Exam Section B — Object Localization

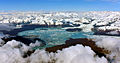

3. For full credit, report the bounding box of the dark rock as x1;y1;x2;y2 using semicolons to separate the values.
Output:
72;24;80;26
0;24;73;36
65;38;109;57
46;38;109;57
2;35;47;46
23;50;35;58
83;22;90;24
66;28;82;32
92;27;120;36
2;36;34;45
24;35;46;46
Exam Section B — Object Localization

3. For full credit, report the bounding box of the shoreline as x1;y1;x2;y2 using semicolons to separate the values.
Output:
0;24;73;36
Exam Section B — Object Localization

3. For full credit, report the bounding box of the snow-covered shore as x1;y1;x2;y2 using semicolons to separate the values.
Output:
0;36;120;63
0;11;120;63
1;11;120;35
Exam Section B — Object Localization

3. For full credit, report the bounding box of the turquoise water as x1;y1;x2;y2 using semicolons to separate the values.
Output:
18;27;93;48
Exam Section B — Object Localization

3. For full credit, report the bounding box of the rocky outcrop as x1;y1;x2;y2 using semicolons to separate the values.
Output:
66;28;82;32
0;24;73;36
93;26;120;36
1;36;46;46
46;38;109;57
1;36;34;45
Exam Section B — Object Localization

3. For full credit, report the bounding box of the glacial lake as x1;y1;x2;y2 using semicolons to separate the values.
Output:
18;27;94;48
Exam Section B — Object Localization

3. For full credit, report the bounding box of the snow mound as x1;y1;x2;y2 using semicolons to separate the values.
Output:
30;45;107;63
0;39;108;63
96;37;120;63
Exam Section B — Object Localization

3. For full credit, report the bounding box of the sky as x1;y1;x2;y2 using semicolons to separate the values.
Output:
0;0;120;11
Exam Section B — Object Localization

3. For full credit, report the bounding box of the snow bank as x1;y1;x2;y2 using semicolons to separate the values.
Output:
0;39;108;63
0;40;27;63
95;37;120;63
2;36;120;63
30;45;107;63
95;37;120;51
